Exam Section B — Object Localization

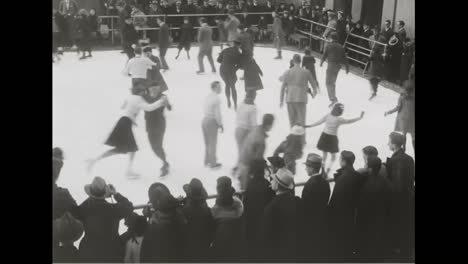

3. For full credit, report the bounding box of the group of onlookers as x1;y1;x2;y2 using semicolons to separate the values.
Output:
53;126;414;263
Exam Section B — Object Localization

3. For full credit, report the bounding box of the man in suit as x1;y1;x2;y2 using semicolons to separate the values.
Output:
396;20;407;42
382;20;394;41
157;17;170;71
385;132;415;262
280;54;318;128
272;11;285;59
197;18;217;74
58;0;79;47
320;32;349;106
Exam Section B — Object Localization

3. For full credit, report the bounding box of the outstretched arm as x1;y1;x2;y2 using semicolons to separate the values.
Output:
385;97;403;116
280;82;287;107
341;111;365;124
305;114;327;128
139;96;167;112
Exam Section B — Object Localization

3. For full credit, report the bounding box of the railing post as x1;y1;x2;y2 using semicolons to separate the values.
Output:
111;16;114;45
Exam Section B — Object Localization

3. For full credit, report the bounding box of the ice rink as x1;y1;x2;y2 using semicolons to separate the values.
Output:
53;46;413;208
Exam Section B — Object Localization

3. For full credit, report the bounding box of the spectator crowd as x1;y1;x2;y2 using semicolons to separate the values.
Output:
53;0;414;86
53;127;415;262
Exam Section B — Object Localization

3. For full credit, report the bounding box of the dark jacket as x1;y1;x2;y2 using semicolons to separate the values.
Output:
198;24;214;51
386;149;415;255
53;244;80;263
369;41;385;79
140;208;188;262
239;31;254;54
217;46;242;79
382;27;394;42
327;166;364;261
321;41;349;72
179;23;193;44
122;22;138;47
158;23;170;49
302;55;318;84
77;193;133;263
88;14;99;32
356;171;393;262
336;18;347;43
210;197;246;262
181;199;215;262
400;41;415;83
53;184;78;220
243;177;275;261
241;57;263;90
261;191;305;262
146;54;168;92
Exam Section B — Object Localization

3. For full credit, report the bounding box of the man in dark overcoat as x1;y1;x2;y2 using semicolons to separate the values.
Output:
157;17;170;70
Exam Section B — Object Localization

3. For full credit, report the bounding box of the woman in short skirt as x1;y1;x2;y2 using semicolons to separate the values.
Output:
86;84;168;177
306;103;365;175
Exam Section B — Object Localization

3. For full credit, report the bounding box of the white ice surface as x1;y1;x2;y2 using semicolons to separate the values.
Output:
53;46;413;209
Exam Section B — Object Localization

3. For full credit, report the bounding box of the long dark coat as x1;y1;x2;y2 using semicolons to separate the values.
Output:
147;54;168;91
53;184;78;220
301;173;331;261
179;22;193;45
356;172;393;262
241;56;263;91
75;15;92;51
217;47;242;82
369;41;385;79
399;41;415;83
260;191;305;262
77;193;133;263
386;41;403;81
327;166;364;262
181;200;215;262
140;209;188;263
386;149;415;257
243;177;275;261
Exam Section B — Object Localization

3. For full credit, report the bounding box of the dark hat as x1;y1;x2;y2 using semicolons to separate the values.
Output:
249;158;268;178
158;194;180;213
304;153;322;167
148;182;170;206
216;176;235;195
84;176;112;199
183;178;208;201
267;156;285;168
330;32;339;41
389;131;405;147
53;213;84;243
142;46;152;53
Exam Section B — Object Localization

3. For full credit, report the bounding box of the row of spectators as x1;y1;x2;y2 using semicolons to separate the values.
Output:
53;129;414;263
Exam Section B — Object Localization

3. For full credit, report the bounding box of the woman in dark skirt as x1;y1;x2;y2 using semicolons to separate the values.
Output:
240;50;263;98
86;84;168;177
306;103;365;175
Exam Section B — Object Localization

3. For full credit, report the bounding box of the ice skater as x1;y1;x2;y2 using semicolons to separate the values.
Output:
272;125;306;175
234;92;258;172
217;39;242;109
384;79;415;152
306;103;364;175
86;84;168;177
122;17;139;60
143;46;168;92
175;17;193;60
123;46;157;88
76;9;92;60
272;11;285;59
202;81;224;169
320;32;349;107
144;84;172;177
197;17;217;74
367;35;387;100
240;50;263;98
156;17;170;71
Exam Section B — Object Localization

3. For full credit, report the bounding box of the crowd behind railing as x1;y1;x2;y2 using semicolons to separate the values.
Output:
53;0;415;86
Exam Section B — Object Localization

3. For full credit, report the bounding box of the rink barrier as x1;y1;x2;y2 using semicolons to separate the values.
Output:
131;177;336;211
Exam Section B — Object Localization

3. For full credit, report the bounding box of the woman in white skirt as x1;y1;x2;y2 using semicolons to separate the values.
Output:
306;103;364;175
86;84;168;177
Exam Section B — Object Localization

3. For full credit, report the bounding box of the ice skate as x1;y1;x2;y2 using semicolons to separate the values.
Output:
160;163;170;177
208;163;222;169
369;93;377;101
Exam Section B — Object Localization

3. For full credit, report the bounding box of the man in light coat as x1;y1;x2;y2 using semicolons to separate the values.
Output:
197;17;216;74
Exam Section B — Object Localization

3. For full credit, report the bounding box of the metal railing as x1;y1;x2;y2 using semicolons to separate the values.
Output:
132;177;335;210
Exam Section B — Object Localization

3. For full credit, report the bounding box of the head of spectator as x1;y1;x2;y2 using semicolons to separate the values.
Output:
53;148;64;184
331;102;344;116
363;23;370;31
367;156;382;177
84;176;113;200
271;168;294;193
134;46;143;55
304;153;323;176
187;0;193;5
89;8;96;16
176;0;182;8
209;0;216;7
53;212;84;246
385;19;391;29
292;54;301;66
304;48;312;56
162;0;168;7
148;182;171;210
183;178;209;204
183;16;189;24
398;20;405;30
216;176;236;207
339;150;356;169
261;113;275;132
249;158;268;180
211;80;222;94
199;17;207;25
253;0;259;7
117;2;125;12
388;131;405;152
362;145;379;168
267;155;285;174
228;8;236;18
283;10;289;18
125;16;133;25
328;11;337;21
156;17;164;25
289;4;296;13
203;0;209;8
355;21;362;29
272;10;277;18
279;3;286;10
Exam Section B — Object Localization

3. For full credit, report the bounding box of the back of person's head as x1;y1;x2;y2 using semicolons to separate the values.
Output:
340;150;356;167
249;159;267;180
330;32;339;41
148;182;171;208
367;156;382;175
211;80;221;91
134;46;142;55
304;48;311;56
216;176;235;206
292;54;301;64
389;131;405;149
261;113;275;129
399;20;405;27
228;8;235;15
199;17;207;24
331;103;344;116
362;145;379;157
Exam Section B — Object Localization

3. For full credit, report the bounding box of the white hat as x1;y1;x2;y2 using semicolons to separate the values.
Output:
290;125;305;136
273;168;295;190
